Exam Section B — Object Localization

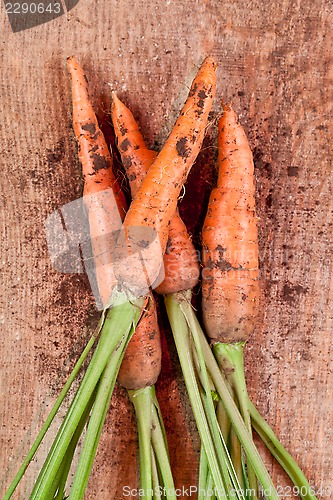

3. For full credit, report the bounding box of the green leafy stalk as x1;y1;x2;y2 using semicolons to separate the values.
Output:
215;375;246;496
53;391;96;499
229;427;244;493
180;298;279;500
151;400;176;500
216;399;231;446
200;343;278;499
129;387;155;500
69;329;131;499
198;446;218;500
198;446;209;500
214;342;316;500
151;447;162;500
240;453;252;500
129;385;176;500
3;326;101;500
214;343;258;499
164;293;228;500
205;469;216;499
30;297;144;500
248;400;317;500
181;295;244;500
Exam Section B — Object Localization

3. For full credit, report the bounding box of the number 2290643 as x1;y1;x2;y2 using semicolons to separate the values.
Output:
5;3;61;14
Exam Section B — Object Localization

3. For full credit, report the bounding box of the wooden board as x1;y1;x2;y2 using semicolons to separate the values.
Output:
0;0;332;498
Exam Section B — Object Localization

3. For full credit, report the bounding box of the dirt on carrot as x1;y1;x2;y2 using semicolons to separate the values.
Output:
117;294;162;390
201;102;259;343
111;93;200;295
115;57;217;296
67;55;127;306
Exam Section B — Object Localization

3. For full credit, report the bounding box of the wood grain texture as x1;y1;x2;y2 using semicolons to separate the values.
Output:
0;0;332;498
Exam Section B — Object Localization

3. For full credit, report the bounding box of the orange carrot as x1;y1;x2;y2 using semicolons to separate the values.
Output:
67;56;127;306
117;294;161;390
67;57;162;390
111;92;158;192
202;102;259;343
200;104;313;500
154;212;200;294
111;94;200;389
67;56;126;207
117;57;216;294
111;93;200;294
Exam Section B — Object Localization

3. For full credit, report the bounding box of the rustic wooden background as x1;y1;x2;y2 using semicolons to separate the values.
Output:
0;0;332;498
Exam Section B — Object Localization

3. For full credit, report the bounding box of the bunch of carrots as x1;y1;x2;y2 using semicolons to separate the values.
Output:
3;56;316;500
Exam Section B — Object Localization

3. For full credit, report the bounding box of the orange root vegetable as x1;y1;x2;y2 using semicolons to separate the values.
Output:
67;55;127;306
67;59;162;390
120;57;217;292
154;212;199;294
67;56;126;207
111;93;201;295
202;103;259;343
111;93;198;385
117;294;162;390
201;104;315;500
111;92;158;191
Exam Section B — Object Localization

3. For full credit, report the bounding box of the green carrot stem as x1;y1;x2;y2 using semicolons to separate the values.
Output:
216;399;231;446
128;386;154;500
182;301;279;500
53;452;73;500
198;446;209;500
151;446;162;500
201;346;278;499
150;387;169;450
151;402;176;500
198;447;217;500
45;458;67;500
214;342;258;499
207;361;245;494
191;341;217;397
2;328;100;500
205;468;216;499
229;427;244;493
180;294;246;500
164;293;227;500
248;400;317;500
198;384;240;498
240;457;251;500
215;378;246;496
54;390;96;500
30;297;144;500
69;330;130;499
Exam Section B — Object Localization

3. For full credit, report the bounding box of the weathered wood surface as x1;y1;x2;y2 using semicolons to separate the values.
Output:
0;0;332;498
